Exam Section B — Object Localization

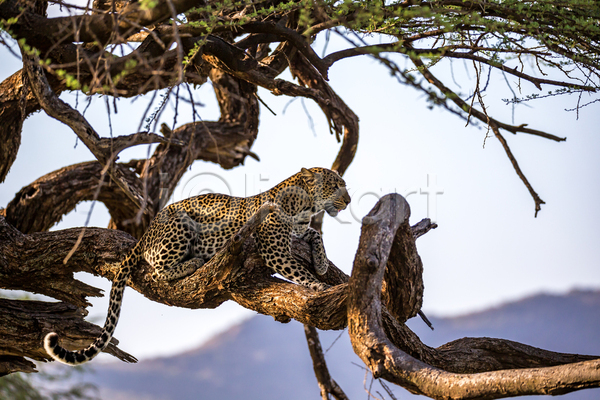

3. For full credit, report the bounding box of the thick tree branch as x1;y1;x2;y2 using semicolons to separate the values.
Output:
3;161;142;234
0;0;202;49
379;307;596;374
0;69;66;183
0;298;136;373
0;215;130;308
2;200;598;386
347;194;600;399
0;71;26;183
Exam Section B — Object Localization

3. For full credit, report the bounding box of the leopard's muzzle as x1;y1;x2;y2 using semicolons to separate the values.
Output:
325;187;351;217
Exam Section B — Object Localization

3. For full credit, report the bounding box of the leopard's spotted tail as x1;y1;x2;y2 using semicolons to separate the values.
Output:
43;243;143;365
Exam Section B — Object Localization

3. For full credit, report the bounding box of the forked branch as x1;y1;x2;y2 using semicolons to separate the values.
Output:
347;194;600;399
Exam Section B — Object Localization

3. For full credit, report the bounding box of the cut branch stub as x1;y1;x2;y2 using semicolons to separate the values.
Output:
348;194;600;399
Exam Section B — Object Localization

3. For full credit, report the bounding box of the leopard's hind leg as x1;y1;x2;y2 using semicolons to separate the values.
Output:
144;210;204;281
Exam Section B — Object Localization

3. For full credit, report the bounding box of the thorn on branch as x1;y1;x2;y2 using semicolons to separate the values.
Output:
418;310;434;331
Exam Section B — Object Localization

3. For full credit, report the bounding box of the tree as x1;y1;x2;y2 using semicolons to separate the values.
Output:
1;0;599;398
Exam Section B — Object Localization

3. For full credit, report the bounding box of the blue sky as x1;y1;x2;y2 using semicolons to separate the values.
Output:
1;31;599;361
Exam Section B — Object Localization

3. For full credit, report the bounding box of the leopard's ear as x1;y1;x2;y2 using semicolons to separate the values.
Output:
300;167;318;185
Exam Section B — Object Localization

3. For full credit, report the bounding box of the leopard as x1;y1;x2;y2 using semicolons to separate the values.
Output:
44;167;351;365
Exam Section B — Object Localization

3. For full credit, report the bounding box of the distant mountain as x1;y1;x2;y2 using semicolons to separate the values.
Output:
86;289;600;400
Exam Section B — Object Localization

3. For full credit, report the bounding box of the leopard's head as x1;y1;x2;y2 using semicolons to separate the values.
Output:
300;167;351;217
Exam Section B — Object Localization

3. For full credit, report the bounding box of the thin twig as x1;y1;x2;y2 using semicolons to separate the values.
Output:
409;54;550;215
304;325;350;400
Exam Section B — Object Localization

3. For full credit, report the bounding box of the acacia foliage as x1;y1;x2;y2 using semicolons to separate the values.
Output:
0;0;598;214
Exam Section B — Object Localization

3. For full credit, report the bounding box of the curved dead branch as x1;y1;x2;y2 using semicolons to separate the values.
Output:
3;161;142;234
0;298;136;373
0;71;27;183
347;194;600;399
0;69;66;183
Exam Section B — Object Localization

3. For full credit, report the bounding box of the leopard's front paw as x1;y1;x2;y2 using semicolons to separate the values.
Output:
309;281;330;291
151;270;166;282
312;250;329;276
314;261;329;276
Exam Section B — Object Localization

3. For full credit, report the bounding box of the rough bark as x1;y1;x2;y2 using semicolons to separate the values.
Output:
0;298;136;376
0;0;202;50
347;194;600;399
2;197;598;400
